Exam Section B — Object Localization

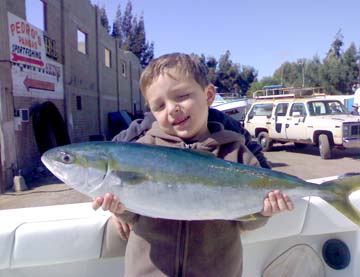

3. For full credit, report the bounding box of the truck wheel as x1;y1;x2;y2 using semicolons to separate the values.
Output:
319;134;331;159
258;132;273;151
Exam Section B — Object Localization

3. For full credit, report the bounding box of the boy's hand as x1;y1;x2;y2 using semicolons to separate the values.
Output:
260;190;294;217
111;214;132;240
92;192;125;215
92;194;132;240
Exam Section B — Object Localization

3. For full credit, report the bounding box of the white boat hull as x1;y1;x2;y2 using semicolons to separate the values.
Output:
211;99;249;122
1;176;359;277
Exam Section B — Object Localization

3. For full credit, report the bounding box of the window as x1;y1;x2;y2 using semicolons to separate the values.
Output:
290;103;306;116
105;48;111;68
308;102;325;115
308;101;346;116
26;0;47;31
275;103;289;116
77;29;87;54
328;101;345;114
76;96;82;110
249;104;273;117
121;62;126;77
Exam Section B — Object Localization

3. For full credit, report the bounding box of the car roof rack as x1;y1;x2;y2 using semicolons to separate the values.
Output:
253;86;326;100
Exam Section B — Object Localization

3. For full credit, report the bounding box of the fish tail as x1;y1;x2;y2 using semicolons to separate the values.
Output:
321;173;360;226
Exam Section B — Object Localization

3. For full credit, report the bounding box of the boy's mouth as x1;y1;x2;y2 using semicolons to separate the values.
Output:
173;116;190;126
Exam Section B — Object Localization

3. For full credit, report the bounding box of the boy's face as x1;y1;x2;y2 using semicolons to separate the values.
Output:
145;71;215;141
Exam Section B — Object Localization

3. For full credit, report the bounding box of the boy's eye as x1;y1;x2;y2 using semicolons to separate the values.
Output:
152;103;164;112
177;93;190;100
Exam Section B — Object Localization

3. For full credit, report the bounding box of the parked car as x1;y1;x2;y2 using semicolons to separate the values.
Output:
244;87;360;159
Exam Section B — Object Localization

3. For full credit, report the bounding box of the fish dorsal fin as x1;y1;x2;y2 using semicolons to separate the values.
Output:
111;170;148;186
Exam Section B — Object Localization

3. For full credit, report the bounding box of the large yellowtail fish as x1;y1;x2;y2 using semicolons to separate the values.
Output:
41;142;360;224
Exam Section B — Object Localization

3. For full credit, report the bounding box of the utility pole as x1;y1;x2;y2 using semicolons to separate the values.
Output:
298;60;305;87
302;63;305;87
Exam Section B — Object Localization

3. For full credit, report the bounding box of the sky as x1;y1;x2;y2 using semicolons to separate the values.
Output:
29;0;360;79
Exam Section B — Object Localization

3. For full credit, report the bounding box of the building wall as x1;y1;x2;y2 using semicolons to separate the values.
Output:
62;0;100;142
125;51;144;115
0;0;143;191
11;0;65;181
96;10;119;139
117;53;133;112
0;0;25;189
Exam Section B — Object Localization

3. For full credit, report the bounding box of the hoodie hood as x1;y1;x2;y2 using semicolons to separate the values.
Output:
144;121;246;152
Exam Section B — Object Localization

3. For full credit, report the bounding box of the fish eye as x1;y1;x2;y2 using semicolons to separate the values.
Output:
60;152;74;164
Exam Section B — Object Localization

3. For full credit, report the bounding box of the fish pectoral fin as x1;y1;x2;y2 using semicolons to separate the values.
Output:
112;171;148;185
236;213;262;221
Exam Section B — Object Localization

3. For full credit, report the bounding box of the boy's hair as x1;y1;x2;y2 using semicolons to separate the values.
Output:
140;53;210;95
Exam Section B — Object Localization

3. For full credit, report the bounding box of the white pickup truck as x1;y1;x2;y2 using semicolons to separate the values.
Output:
244;92;360;159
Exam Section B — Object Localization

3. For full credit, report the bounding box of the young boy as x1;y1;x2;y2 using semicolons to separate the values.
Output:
93;53;293;276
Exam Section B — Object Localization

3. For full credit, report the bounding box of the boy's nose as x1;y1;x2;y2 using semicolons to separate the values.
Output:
169;103;181;115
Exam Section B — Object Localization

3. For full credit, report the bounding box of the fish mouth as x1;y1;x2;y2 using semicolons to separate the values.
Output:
41;155;65;182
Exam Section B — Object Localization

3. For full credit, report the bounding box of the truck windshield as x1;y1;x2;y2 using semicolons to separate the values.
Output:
307;101;347;115
248;103;273;117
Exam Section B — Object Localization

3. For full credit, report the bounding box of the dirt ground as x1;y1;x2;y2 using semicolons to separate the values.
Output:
0;174;91;209
264;143;360;180
0;143;359;210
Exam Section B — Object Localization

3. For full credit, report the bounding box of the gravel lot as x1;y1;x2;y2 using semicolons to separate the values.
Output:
1;142;359;210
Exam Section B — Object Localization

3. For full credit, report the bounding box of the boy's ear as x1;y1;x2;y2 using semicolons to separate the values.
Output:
206;85;216;106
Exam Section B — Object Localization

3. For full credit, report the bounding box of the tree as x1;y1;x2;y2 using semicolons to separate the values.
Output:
141;41;154;67
131;14;154;67
206;56;218;85
343;43;359;93
322;31;347;94
216;51;234;94
327;30;344;60
112;3;123;45
121;0;133;50
192;53;217;85
110;1;154;68
193;51;257;96
238;65;257;96
273;61;298;87
99;5;110;33
304;55;322;88
130;16;140;55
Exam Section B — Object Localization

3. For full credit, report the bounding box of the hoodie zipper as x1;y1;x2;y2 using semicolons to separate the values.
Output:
174;143;190;277
183;143;192;149
177;220;190;277
177;221;186;276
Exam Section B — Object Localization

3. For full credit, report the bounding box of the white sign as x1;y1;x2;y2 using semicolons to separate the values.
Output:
8;12;63;99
